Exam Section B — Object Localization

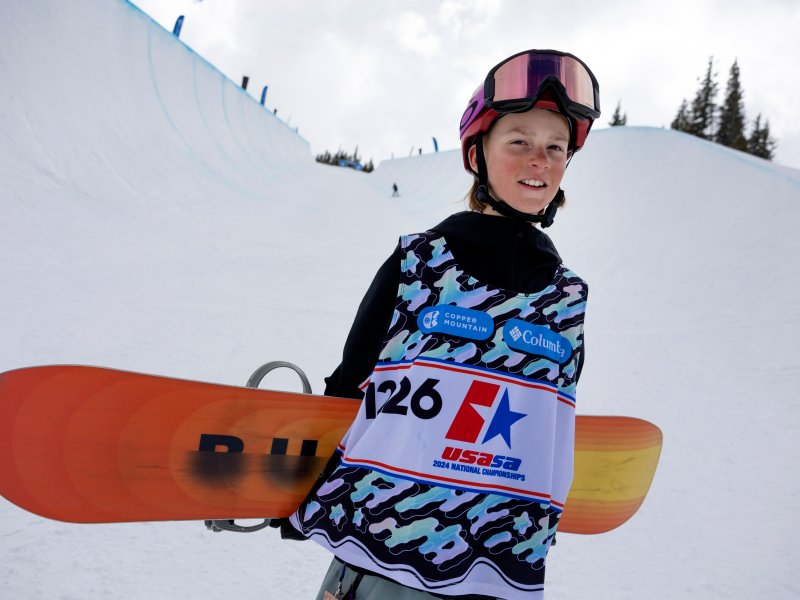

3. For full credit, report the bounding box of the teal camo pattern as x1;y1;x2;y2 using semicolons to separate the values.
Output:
297;232;586;592
300;465;559;591
386;232;586;397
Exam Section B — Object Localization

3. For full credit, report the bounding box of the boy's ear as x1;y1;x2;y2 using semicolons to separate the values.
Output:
468;143;478;173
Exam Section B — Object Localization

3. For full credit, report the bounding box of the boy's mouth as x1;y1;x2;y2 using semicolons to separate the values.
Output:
520;179;546;188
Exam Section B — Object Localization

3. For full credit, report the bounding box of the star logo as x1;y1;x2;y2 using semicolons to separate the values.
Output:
481;389;526;448
445;381;527;449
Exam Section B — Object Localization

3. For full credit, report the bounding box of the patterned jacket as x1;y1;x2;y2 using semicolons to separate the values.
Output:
291;213;587;599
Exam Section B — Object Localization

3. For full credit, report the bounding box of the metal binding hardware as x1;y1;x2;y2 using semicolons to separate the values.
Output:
204;519;270;533
204;360;313;534
246;360;313;394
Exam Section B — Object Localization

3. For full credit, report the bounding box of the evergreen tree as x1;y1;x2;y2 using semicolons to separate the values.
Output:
671;99;692;132
315;150;333;164
315;146;373;171
671;57;779;160
747;114;777;160
715;60;747;151
609;101;627;126
688;57;718;139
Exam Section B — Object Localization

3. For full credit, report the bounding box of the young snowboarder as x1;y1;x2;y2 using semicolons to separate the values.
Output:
289;49;601;599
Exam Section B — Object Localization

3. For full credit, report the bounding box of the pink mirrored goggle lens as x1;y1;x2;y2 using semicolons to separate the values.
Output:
490;52;598;113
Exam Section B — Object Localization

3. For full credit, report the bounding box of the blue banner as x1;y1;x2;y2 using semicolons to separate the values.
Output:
172;15;184;37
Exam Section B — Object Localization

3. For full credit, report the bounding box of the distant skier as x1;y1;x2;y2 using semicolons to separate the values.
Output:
287;49;601;599
391;182;399;197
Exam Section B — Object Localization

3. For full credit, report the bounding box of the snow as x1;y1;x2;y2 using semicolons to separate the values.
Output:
1;0;799;598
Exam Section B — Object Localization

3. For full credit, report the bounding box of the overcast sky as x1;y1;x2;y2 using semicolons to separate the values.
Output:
132;0;800;170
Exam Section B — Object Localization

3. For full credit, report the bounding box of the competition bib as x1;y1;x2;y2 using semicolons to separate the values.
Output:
341;358;575;507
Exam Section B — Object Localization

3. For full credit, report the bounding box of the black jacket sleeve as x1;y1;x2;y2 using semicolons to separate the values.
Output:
272;246;401;541
323;245;401;399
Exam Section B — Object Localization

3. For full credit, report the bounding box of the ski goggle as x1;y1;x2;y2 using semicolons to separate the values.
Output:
484;49;600;120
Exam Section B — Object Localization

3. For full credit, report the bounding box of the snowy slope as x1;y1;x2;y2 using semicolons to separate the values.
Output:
1;1;799;598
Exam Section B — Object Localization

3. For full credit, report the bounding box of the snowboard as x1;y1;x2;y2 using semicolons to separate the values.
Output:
0;365;661;534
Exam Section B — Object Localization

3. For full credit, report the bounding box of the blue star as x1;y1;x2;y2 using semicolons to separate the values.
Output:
482;389;526;448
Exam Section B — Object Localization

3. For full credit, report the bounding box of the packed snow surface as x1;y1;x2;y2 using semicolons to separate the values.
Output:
1;1;799;598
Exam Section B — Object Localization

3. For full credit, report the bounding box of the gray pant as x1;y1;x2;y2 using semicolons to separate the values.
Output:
315;557;499;600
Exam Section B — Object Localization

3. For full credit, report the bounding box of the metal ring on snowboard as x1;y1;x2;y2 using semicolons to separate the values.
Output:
204;519;271;533
205;360;313;534
246;360;313;394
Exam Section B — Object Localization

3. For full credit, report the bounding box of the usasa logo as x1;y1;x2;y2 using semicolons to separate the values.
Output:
439;380;526;476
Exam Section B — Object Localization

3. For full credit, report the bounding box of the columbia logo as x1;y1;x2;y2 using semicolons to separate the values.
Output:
509;326;522;341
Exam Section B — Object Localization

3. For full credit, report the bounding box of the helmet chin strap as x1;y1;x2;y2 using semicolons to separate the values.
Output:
476;184;561;228
473;133;562;228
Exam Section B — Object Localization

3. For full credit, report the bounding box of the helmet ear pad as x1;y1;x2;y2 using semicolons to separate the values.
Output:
465;111;508;179
460;108;499;172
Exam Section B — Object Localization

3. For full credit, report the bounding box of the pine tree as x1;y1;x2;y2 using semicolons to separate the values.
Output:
747;114;777;160
609;101;627;126
315;150;333;165
672;57;779;159
688;57;718;139
715;60;747;151
671;99;692;132
315;146;373;171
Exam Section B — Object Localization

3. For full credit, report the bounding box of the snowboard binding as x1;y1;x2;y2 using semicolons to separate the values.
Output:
204;360;312;535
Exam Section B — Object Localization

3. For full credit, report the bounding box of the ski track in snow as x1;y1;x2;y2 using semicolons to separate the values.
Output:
1;1;799;598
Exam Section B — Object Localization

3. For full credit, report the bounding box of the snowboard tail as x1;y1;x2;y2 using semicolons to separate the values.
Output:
0;365;661;534
562;416;663;533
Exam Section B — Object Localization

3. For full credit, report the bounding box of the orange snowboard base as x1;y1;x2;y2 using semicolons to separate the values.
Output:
0;365;661;534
